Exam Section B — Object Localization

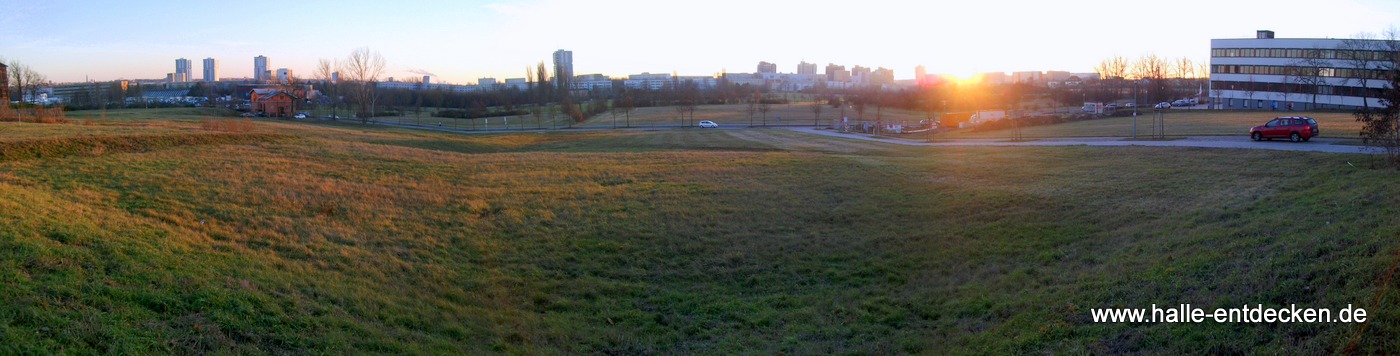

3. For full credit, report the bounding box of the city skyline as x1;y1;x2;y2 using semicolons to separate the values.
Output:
4;0;1400;84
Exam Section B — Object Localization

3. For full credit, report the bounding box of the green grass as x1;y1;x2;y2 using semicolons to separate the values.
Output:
1;108;1397;353
943;110;1362;139
579;102;932;128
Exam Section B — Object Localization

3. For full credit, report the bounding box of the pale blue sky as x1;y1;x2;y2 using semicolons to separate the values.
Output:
5;0;1400;84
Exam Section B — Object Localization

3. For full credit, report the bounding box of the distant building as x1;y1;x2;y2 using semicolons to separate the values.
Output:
503;78;527;90
797;61;817;75
479;78;497;87
276;68;294;83
331;71;340;83
674;75;717;90
872;67;895;86
625;72;673;90
553;49;574;82
254;55;269;82
423;75;432;85
166;72;188;83
825;64;851;83
572;74;613;91
915;65;927;86
250;89;300;117
851;66;872;85
175;58;193;83
758;61;777;74
49;80;129;106
1012;71;1043;84
203;58;219;82
0;62;7;103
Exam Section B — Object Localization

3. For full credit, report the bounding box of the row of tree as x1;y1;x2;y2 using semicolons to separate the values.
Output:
4;57;49;104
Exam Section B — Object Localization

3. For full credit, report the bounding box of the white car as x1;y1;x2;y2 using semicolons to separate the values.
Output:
1154;102;1172;109
293;114;307;119
698;120;719;128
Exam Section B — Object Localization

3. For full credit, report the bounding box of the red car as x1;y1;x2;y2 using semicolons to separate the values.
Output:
1250;116;1319;142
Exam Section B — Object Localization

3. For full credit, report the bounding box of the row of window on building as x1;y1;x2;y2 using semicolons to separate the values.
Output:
1211;47;1396;61
1211;80;1383;98
1211;64;1380;80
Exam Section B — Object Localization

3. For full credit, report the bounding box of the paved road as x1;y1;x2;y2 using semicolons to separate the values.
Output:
784;127;1383;155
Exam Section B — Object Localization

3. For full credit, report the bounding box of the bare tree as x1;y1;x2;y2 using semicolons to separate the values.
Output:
1176;57;1196;99
673;96;687;127
1285;48;1328;110
758;95;772;126
8;61;29;105
315;58;338;118
810;97;823;126
1132;54;1170;102
745;95;757;126
1095;55;1130;80
343;47;387;122
1339;33;1383;109
1243;74;1259;109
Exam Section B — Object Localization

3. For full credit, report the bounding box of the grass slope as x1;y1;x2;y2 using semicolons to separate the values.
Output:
0;108;1396;353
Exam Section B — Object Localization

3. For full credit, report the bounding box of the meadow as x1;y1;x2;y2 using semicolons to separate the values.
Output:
578;102;933;128
0;108;1396;353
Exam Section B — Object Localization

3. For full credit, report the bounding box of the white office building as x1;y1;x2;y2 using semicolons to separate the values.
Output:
1211;30;1388;110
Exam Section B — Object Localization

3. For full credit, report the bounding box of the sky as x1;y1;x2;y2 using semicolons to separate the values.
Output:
4;0;1400;84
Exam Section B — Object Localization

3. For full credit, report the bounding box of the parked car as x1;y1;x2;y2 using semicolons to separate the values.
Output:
1172;99;1191;107
293;113;307;119
1124;103;1137;108
698;120;719;128
1250;116;1319;142
240;112;255;117
1104;104;1119;110
1154;102;1172;109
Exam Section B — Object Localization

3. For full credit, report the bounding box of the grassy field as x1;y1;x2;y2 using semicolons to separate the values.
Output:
943;110;1363;139
1;108;1397;353
579;102;933;128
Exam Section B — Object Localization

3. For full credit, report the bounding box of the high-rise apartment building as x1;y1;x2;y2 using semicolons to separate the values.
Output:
797;61;817;75
872;67;895;86
203;58;219;82
758;61;777;74
254;55;269;81
825;63;850;82
851;65;872;84
175;58;192;83
276;68;294;83
552;49;574;86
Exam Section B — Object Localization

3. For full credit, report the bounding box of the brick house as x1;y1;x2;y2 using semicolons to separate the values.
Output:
250;89;299;117
1;62;8;103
